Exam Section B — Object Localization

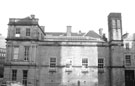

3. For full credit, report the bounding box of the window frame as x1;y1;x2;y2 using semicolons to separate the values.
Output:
125;43;130;50
16;28;20;34
117;20;121;29
22;70;28;86
82;58;88;68
125;55;131;66
50;57;56;68
13;46;19;60
12;69;17;81
24;46;30;61
98;58;104;68
111;19;116;29
26;28;30;36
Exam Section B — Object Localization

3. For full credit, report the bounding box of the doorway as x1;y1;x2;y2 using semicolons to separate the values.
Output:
125;70;135;86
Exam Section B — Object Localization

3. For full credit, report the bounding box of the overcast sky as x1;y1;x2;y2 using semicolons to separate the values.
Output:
0;0;135;37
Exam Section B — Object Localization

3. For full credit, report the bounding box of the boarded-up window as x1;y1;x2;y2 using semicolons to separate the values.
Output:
126;43;130;50
66;58;72;68
13;46;19;60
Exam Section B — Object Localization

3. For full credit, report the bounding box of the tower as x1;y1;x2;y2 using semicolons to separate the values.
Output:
108;13;124;86
108;13;122;41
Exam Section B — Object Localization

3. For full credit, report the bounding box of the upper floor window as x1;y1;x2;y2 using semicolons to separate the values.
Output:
125;55;131;66
15;28;20;37
26;28;30;36
13;46;19;60
24;46;29;61
82;58;88;68
112;19;116;29
125;43;130;50
16;28;20;34
117;20;121;29
98;58;104;68
50;58;56;68
12;69;17;81
66;58;72;68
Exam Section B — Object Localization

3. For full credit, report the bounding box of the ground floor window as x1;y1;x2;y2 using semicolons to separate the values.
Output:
12;69;17;81
22;70;28;86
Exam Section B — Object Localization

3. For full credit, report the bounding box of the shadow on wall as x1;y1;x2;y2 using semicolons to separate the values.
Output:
38;42;63;86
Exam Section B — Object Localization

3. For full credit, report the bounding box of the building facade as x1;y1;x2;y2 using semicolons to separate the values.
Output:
3;13;132;86
0;48;6;78
0;34;6;85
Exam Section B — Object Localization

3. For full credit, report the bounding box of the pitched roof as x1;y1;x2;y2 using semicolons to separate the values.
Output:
46;30;102;39
123;33;135;41
84;30;101;39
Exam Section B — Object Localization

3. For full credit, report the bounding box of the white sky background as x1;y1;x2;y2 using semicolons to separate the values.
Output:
0;0;135;37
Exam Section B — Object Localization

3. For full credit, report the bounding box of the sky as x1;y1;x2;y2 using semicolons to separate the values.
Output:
0;0;135;37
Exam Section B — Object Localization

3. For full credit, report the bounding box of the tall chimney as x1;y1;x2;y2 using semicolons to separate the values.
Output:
99;28;103;36
67;26;72;36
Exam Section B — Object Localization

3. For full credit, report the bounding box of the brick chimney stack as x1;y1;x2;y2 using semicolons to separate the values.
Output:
67;26;72;36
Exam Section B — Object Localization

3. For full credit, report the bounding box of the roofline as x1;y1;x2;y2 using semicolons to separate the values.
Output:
37;25;46;36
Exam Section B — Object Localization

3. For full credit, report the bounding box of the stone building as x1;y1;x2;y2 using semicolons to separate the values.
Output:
122;33;135;86
3;13;132;86
0;48;6;78
0;34;6;85
0;34;6;78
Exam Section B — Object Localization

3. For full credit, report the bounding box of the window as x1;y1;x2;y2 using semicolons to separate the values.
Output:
13;46;19;60
126;43;130;50
50;58;56;67
82;58;88;68
117;20;121;29
12;70;17;81
98;58;104;68
22;70;28;86
16;28;20;34
125;55;131;66
26;28;30;36
66;58;72;68
112;19;116;29
24;46;29;61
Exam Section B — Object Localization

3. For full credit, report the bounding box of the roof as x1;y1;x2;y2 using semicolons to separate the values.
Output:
84;30;101;39
45;30;103;41
46;32;65;36
8;15;46;36
123;33;135;41
8;16;38;25
46;32;85;36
